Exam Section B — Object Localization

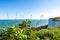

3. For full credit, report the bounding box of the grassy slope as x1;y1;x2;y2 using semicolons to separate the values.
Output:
0;26;60;40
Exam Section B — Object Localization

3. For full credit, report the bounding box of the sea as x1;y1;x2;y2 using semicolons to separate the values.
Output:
0;19;48;29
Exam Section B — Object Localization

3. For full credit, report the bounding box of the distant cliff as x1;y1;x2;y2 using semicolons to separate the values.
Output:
48;17;60;27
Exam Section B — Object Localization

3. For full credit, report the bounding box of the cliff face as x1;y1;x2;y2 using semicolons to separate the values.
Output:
48;17;60;27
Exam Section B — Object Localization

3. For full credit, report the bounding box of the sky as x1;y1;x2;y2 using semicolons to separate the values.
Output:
0;0;60;19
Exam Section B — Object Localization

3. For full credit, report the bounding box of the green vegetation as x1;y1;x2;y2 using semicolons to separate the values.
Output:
18;20;31;28
0;20;60;40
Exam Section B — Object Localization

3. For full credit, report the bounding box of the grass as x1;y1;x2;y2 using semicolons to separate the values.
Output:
0;26;60;40
0;20;60;40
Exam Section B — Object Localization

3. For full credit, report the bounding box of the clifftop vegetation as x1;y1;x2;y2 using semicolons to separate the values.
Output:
0;20;60;40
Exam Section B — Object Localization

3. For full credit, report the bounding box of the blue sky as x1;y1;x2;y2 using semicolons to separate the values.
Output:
0;0;60;19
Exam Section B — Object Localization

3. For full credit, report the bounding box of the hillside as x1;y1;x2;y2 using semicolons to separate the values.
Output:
0;26;60;40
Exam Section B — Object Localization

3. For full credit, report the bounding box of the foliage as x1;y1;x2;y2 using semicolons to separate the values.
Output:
18;20;31;29
1;26;60;40
0;20;60;40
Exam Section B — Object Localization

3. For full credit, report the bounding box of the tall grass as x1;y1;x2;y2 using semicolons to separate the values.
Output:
0;25;60;40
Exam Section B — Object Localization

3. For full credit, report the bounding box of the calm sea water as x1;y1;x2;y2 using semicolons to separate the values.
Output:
0;19;48;29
